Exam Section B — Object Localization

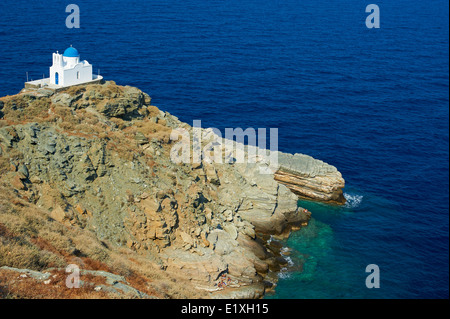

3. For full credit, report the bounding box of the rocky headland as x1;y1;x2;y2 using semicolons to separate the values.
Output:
0;81;345;299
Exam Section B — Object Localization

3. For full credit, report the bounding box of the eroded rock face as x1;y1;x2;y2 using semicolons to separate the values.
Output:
275;153;346;205
0;81;345;298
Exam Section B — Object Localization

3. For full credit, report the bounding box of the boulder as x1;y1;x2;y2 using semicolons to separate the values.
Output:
207;229;236;256
163;248;227;284
223;223;238;240
50;206;68;223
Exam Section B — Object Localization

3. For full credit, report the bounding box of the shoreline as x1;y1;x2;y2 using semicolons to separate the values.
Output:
0;81;345;299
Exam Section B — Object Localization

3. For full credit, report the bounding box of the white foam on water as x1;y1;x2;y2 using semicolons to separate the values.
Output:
284;256;294;267
277;247;294;279
278;267;291;279
344;193;363;209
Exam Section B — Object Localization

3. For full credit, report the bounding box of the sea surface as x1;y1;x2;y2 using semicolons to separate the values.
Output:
0;0;448;298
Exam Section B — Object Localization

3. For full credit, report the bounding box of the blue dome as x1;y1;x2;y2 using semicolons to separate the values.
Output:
63;46;79;57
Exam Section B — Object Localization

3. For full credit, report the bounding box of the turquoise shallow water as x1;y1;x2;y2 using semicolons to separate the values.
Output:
266;189;435;299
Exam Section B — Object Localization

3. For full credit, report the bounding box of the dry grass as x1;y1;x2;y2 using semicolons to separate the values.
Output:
0;150;10;175
107;250;205;299
0;269;114;299
0;85;212;299
61;85;87;96
0;96;51;123
53;106;107;137
0;180;206;299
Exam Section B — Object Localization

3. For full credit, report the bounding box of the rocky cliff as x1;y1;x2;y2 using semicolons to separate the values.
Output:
0;81;345;299
275;153;346;205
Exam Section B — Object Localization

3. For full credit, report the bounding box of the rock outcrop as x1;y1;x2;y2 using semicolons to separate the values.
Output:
0;266;151;298
0;81;345;299
275;153;346;205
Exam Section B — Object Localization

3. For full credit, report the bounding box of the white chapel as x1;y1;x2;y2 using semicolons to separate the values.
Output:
50;45;93;87
25;45;102;89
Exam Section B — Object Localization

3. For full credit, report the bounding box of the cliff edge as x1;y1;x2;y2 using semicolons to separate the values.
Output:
0;81;344;299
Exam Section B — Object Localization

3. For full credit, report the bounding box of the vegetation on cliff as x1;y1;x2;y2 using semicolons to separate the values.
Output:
0;81;344;298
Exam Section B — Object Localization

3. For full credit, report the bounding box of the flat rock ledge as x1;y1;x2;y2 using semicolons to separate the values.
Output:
274;153;346;205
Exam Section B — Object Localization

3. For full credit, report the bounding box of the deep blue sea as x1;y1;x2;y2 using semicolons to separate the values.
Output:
0;0;448;299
